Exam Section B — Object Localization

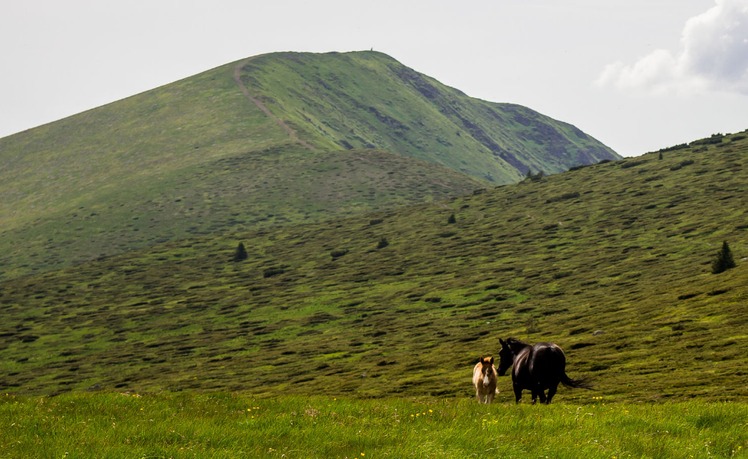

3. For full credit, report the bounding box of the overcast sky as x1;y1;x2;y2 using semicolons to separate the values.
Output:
2;0;747;156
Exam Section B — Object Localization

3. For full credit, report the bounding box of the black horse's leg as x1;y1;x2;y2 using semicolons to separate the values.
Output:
546;383;558;404
532;382;546;404
513;384;523;404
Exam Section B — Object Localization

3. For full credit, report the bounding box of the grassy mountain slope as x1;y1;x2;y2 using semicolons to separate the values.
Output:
238;51;619;181
1;131;745;401
0;51;616;280
0;141;483;279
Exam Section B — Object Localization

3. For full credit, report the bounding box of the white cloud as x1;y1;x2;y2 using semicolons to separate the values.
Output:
597;0;748;95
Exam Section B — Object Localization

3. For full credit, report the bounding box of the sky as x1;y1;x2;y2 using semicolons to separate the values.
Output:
2;0;747;157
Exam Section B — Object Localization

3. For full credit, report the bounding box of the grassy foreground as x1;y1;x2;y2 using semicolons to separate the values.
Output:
1;393;746;458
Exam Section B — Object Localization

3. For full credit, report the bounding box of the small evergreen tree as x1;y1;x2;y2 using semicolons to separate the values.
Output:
524;169;545;182
447;213;456;224
233;242;248;262
377;237;389;249
711;241;736;274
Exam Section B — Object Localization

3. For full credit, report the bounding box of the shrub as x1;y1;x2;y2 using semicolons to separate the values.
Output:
331;249;349;260
711;241;736;274
692;133;724;146
524;169;545;182
377;237;389;249
670;160;694;171
545;192;580;204
263;267;285;278
447;213;456;224
620;159;647;169
658;143;688;153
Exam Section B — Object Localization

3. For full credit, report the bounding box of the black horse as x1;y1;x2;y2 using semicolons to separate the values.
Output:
498;337;591;404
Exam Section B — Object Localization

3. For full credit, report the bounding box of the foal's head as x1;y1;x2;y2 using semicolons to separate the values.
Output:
477;356;496;382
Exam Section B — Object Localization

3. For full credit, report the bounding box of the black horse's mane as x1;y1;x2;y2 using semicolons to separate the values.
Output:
505;337;530;350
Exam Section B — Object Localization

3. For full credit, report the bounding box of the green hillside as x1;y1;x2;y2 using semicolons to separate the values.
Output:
0;51;616;280
238;51;618;181
1;131;744;401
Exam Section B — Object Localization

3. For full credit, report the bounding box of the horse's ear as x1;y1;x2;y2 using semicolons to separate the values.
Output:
490;356;495;364
499;338;506;347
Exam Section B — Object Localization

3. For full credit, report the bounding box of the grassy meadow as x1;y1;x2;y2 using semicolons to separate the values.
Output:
2;393;746;458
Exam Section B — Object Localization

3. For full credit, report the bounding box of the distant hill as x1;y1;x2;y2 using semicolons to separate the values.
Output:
0;51;617;279
0;131;744;401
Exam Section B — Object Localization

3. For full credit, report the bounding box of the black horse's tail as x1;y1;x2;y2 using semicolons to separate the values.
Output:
560;372;593;390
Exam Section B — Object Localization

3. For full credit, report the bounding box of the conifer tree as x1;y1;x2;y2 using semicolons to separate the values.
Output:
711;241;736;274
233;242;248;262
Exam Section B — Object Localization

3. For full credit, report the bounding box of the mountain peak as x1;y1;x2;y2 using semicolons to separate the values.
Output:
236;51;619;182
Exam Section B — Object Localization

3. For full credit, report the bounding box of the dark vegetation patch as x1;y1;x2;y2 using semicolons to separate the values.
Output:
330;249;349;260
546;192;580;204
670;160;695;171
619;159;647;169
678;293;700;301
263;266;286;278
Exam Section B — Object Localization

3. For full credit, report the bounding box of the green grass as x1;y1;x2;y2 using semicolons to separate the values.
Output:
1;393;746;458
0;131;745;401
